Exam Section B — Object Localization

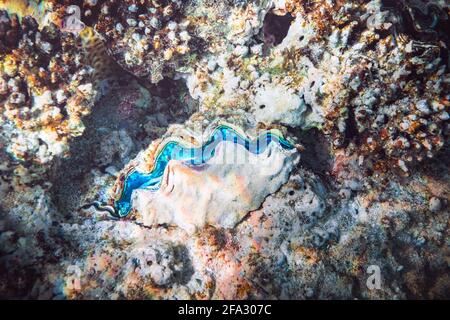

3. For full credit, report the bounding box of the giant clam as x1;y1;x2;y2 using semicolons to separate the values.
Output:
109;121;301;233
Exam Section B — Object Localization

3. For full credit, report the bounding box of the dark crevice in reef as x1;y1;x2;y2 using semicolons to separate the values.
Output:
343;107;359;147
248;10;295;55
0;265;37;299
172;245;195;286
289;128;333;178
350;276;363;299
414;144;450;183
263;11;294;47
148;77;180;98
381;0;450;45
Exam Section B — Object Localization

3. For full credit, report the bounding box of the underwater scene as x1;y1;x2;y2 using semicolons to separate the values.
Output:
0;0;449;300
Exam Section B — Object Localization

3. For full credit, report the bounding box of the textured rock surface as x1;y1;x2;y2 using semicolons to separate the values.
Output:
0;0;449;300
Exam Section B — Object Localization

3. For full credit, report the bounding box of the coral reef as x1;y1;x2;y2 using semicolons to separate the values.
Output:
0;9;97;164
48;0;195;83
182;0;449;171
0;0;449;300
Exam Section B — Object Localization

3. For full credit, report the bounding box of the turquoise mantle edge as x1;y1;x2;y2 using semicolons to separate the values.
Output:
114;125;296;218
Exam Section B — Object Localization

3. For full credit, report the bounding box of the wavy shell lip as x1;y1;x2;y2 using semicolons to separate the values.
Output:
129;133;300;233
111;122;298;218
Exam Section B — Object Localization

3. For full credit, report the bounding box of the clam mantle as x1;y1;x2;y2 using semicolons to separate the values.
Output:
111;122;301;233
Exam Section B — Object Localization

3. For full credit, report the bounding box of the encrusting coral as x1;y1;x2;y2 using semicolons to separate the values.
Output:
0;8;97;164
183;0;449;172
46;0;195;84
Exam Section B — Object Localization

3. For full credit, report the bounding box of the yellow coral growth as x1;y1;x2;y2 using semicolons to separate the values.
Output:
0;0;49;25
